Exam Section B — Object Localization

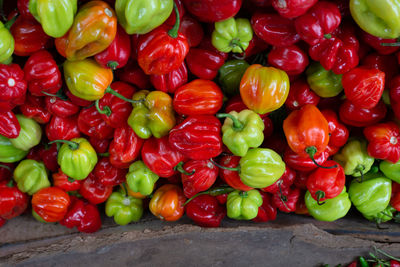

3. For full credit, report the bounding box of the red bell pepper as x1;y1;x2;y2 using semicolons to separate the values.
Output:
89;136;110;154
272;186;301;213
294;1;341;45
52;168;82;192
77;106;115;140
79;173;113;205
285;79;320;110
339;100;387;127
0;63;27;113
115;60;151;90
20;94;52;124
27;143;59;172
197;37;228;60
141;136;186;178
219;155;253;191
186;47;226;80
179;15;204;48
65;90;92;107
240;34;269;59
306;160;345;203
391;182;400;211
309;23;359;74
272;0;318;18
321;110;349;155
0;180;28;220
45;94;80;118
109;126;144;169
45;115;80;141
342;67;385;109
179;159;219;198
364;122;400;163
361;53;399;85
94;157;127;186
173;79;224;116
95;25;131;70
150;62;188;94
17;0;34;20
0;164;14;183
0;111;20;139
262;166;296;194
59;196;102;233
267;45;309;76
23;50;62;97
294;171;309;190
283;148;329;172
360;30;400;55
185;194;225;227
251;13;300;47
182;0;242;22
32;187;71;223
169;115;222;160
252;191;277;222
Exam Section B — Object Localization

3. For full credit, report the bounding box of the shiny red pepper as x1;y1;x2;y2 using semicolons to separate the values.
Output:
27;143;59;172
283;148;329;172
321;110;349;155
253;191;277;222
59;196;102;233
391;182;400;211
89;136;110;154
17;0;34;20
197;37;228;60
186;47;226;80
0;111;20;139
272;186;300;213
241;34;269;59
77;106;114;140
141;136;186;178
169;115;222;160
364;122;400;163
0;180;28;220
94;157;127;186
45;115;80;141
0;63;27;113
150;62;188;94
164;0;185;27
263;166;296;194
65;90;92;107
115;60;151;90
224;95;248;113
52;168;82;192
219;155;253;191
267;45;309;76
23;50;62;96
79;173;113;205
272;0;318;18
185;194;226;227
45;94;80;118
360;30;400;55
109;126;144;169
182;0;242;22
285;79;320;110
294;171;309;190
179;15;204;47
339;100;387;127
391;75;400;121
361;53;399;85
20;94;51;124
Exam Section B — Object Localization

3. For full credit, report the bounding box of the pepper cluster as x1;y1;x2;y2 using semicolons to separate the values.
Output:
1;0;400;232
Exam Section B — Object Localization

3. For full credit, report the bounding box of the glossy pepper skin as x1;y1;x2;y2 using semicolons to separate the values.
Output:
252;191;277;222
0;135;29;163
218;60;249;97
13;159;50;195
150;62;188;94
348;173;392;217
29;0;77;38
115;0;173;34
219;110;264;157
52;169;82;192
57;138;98;180
272;186;301;213
186;47;225;80
45;95;79;118
306;62;343;98
267;45;309;76
305;187;351;221
20;94;51;124
219;155;253;191
284;148;329;172
128;90;175;139
0;111;21;139
179;15;204;48
56;1;117;61
32;187;70;223
240;64;290;115
10;114;42;152
173;79;224;116
322;110;349;155
46;116;80;141
78;106;114;140
0;63;27;113
272;0;318;18
94;157;127;186
263;167;296;194
381;161;400;184
79;173;113;204
339;100;387;127
149;184;186;221
364;205;396;223
285;80;320;110
185;194;225;227
350;0;400;39
105;190;143;225
0;181;28;220
126;161;159;196
182;0;241;22
364;122;400;164
169;115;222;160
0;21;14;63
227;189;262;220
59;196;101;233
334;139;375;178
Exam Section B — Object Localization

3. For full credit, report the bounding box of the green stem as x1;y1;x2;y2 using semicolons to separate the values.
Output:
49;140;79;150
4;14;17;30
380;42;400;46
122;183;129;197
183;185;235;206
174;162;195;176
107;61;119;70
305;146;337;169
67;177;76;183
374;246;400;262
230;39;246;53
41;90;68;100
95;100;112;116
168;2;180;38
0;164;11;171
216;113;244;131
356;167;365;183
98;152;110;157
105;87;142;104
315;190;326;206
209;158;240;172
324;33;332;39
6;179;13;187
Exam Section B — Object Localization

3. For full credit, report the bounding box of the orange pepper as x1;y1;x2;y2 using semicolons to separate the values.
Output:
240;64;290;114
55;1;117;61
32;187;71;222
149;184;186;221
120;183;147;199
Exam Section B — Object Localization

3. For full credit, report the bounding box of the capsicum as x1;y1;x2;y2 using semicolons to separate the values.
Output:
13;159;50;195
0;180;28;220
0;135;29;163
149;184;186;221
126;161;159;196
0;20;14;63
218;59;249;96
226;189;262;220
306;62;343;98
0;63;27;113
380;160;400;184
105;189;143;225
0;111;21;139
32;187;70;223
10;114;42;151
185;194;226;227
94;157;127;187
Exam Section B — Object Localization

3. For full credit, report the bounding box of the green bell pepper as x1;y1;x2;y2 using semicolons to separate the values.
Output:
212;17;253;53
305;188;351;222
29;0;78;38
13;159;50;195
350;0;400;39
380;159;400;184
10;114;42;151
364;205;396;224
348;172;392;217
126;161;159;196
115;0;173;35
333;138;375;178
105;190;143;225
55;138;98;180
0;20;14;64
217;110;264;157
306;62;343;98
226;189;262;220
0;135;29;163
218;59;250;96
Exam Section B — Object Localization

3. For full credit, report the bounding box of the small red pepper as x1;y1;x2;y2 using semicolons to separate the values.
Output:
179;15;204;47
94;157;127;186
294;171;310;190
77;106;115;140
339;100;387;127
0;63;27;113
283;148;329;172
0;111;20;139
79;173;113;205
89;136;110;154
17;0;34;20
0;180;28;220
361;53;399;85
27;143;59;172
285;79;320;110
150;62;188;94
45;115;80;141
185;194;225;227
390;182;400;211
272;0;318;18
219;155;253;191
272;186;301;213
252;191;277;223
20;93;52;124
52;168;82;192
182;0;242;22
45;94;80;118
186;47;226;80
32;187;71;223
262;166;296;194
360;30;400;55
115;60;151;90
267;45;309;76
164;0;185;27
0;164;14;183
321;110;349;155
65;90;92;107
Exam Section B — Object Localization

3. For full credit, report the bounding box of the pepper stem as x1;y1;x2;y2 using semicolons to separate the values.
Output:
105;87;142;104
229;38;246;53
95;100;112;117
6;180;13;187
209;158;240;172
168;2;180;38
315;190;326;206
323;33;332;39
356;167;365;183
121;183;129;197
183;185;235;206
174;161;195;176
107;61;119;70
41;90;68;100
67;177;76;183
305;146;337;169
49;140;79;150
98;152;110;157
216;113;244;131
0;164;11;171
380;42;400;46
4;14;17;30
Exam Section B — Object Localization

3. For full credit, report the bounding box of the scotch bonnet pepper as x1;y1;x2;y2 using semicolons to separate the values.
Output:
10;114;42;152
126;161;159;196
105;190;143;225
218;59;249;96
0;135;29;163
380;159;400;184
13;159;50;195
0;21;14;63
0;180;28;220
306;62;343;98
226;189;262;220
149;184;186;221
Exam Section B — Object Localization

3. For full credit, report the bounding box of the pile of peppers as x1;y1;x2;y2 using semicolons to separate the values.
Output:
1;0;400;233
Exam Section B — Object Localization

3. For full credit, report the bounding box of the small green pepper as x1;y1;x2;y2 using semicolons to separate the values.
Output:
0;20;14;64
126;161;159;196
105;190;143;225
226;189;262;220
13;159;50;195
364;205;396;224
380;159;400;184
306;62;343;98
0;135;29;163
218;59;250;96
10;114;42;151
305;188;351;222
